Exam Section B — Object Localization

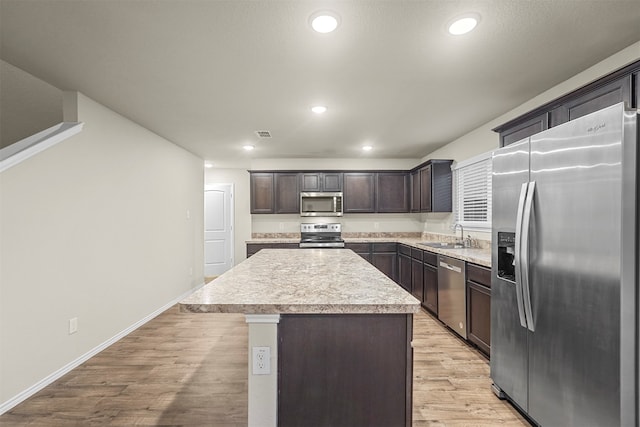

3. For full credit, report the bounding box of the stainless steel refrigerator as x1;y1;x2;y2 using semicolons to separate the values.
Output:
490;102;638;426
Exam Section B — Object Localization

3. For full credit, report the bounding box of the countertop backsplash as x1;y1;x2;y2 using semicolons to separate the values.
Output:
250;231;491;250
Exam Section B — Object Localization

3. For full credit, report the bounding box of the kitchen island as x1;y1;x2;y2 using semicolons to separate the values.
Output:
180;249;420;427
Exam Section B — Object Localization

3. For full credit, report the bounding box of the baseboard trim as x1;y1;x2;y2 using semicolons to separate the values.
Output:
0;282;205;415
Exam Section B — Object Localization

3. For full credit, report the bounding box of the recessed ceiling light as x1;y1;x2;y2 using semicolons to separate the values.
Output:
362;145;373;152
204;162;214;168
448;14;480;35
311;105;327;114
310;11;340;33
243;145;255;151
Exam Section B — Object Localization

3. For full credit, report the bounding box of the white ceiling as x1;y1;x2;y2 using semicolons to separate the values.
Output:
1;0;640;163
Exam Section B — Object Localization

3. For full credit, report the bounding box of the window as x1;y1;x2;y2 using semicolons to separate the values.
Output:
453;151;493;231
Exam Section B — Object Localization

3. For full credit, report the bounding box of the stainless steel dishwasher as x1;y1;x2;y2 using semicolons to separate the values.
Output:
437;254;467;339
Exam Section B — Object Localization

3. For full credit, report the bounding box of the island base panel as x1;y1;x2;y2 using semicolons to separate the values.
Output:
277;313;413;427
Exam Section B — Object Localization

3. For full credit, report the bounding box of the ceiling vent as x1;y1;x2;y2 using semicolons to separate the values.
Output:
255;130;271;138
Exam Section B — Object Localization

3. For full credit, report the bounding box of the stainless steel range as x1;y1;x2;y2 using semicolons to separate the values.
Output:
299;223;345;248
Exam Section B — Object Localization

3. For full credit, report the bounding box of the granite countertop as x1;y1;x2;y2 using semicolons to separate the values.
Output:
395;238;491;267
246;237;492;267
180;249;421;315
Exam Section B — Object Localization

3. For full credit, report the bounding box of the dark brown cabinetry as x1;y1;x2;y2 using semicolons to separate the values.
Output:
397;244;439;313
301;172;343;192
371;243;398;281
410;171;420;212
251;169;417;214
423;252;438;315
466;263;491;356
397;244;412;293
419;165;432;212
250;173;275;214
250;172;300;214
343;172;376;213
411;160;453;213
246;242;300;257
550;75;632;127
376;172;410;213
344;242;372;263
345;242;398;281
635;71;640;109
278;313;413;427
495;60;640;147
275;173;300;214
410;248;423;303
499;113;549;147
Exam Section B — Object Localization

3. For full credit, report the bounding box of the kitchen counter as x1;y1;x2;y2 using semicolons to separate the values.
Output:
181;248;420;314
180;248;417;426
245;236;492;267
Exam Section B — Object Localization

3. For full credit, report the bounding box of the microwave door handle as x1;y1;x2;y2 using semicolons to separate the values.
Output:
333;196;337;213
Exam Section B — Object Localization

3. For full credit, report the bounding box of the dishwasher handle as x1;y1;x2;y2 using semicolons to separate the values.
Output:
439;261;462;274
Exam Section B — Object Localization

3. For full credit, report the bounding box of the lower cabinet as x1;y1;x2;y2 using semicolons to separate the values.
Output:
397;245;412;293
246;243;299;257
278;313;413;426
344;242;371;262
410;248;423;303
371;243;398;281
345;242;397;281
466;263;491;356
423;252;438;315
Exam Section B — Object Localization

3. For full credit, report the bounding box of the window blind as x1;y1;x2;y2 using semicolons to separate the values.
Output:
453;152;492;230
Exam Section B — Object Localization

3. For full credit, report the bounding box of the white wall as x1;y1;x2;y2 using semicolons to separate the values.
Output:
0;60;63;148
250;158;417;171
213;42;640;252
0;91;204;406
422;39;640;238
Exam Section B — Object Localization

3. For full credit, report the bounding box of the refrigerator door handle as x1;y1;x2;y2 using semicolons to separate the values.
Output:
514;182;529;329
521;181;536;332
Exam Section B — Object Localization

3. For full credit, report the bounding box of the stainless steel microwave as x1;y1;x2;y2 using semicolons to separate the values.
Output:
300;192;343;217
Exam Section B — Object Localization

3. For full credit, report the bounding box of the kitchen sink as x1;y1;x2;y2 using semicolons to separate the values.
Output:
418;242;466;249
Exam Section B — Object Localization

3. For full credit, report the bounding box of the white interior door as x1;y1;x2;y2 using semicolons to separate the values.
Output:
204;184;234;277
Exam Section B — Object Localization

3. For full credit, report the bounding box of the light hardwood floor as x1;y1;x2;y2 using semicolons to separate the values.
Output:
0;307;529;426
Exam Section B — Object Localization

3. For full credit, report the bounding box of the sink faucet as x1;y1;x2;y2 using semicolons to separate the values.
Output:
452;223;464;245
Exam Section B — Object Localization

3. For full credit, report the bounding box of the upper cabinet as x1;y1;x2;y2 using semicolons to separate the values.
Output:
275;173;300;214
376;172;410;213
419;164;432;212
498;113;549;147
343;172;376;213
549;75;632;127
250;172;275;214
411;160;453;213
410;171;420;212
250;169;429;214
250;172;299;214
301;172;343;192
495;60;639;147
